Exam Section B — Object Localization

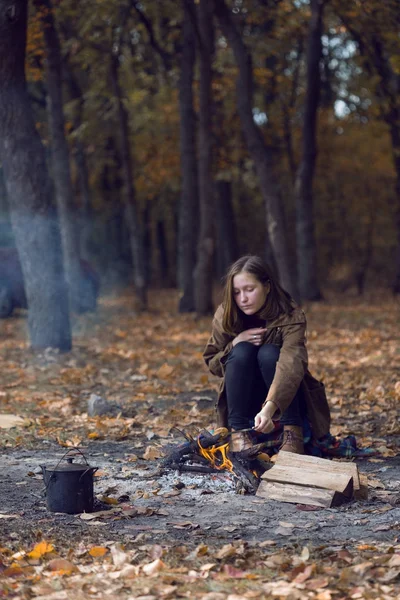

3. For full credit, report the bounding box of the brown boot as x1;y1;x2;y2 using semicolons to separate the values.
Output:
230;430;253;453
279;425;304;454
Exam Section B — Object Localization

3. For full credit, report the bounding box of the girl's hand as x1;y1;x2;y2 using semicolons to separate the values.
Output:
253;412;274;433
232;327;267;347
253;401;277;433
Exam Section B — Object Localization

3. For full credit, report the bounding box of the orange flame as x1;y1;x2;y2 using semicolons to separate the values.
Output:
198;439;234;472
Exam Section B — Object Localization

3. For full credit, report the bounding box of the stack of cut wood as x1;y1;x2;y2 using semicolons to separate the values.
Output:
256;451;366;508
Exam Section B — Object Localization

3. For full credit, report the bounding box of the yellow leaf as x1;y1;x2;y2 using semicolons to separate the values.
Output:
28;541;54;559
88;432;100;439
89;546;109;558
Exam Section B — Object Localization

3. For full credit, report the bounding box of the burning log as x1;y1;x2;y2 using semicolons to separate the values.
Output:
162;427;269;494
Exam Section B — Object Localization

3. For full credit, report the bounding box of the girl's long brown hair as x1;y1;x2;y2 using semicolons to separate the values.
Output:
222;255;294;335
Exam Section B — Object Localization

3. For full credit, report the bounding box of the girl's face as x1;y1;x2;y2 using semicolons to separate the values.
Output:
232;272;269;315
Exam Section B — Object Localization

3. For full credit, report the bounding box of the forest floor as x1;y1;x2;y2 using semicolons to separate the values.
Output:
0;288;400;600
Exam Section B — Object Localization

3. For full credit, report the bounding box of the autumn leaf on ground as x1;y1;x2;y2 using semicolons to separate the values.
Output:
142;558;166;575
143;445;164;460
27;541;55;559
89;546;109;558
47;558;78;574
157;363;175;378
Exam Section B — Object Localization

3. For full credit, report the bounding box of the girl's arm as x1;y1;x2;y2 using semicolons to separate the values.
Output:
262;321;308;417
203;307;234;378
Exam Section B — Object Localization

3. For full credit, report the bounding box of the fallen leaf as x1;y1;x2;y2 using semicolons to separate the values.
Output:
0;414;25;429
185;544;208;560
142;558;165;575
111;544;128;567
3;564;25;577
157;363;175;378
293;563;316;583
215;544;237;560
100;495;119;505
300;547;310;561
47;558;78;574
89;546;109;558
143;446;164;460
388;554;400;567
28;541;55;559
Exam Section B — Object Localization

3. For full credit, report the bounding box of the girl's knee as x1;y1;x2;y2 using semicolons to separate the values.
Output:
227;341;258;366
258;343;280;368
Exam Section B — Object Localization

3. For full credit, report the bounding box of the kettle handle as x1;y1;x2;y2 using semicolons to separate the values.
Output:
42;448;91;492
65;447;90;465
79;467;98;482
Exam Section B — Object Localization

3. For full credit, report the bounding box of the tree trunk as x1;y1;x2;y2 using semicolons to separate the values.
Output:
64;65;93;263
214;0;299;301
387;116;400;294
281;39;303;184
36;0;86;312
337;12;400;293
295;0;324;301
178;0;198;312
157;219;170;287
194;0;215;315
0;0;71;350
215;180;238;278
110;49;147;309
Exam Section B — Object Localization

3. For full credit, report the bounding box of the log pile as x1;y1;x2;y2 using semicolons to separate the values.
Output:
161;427;270;494
256;451;365;507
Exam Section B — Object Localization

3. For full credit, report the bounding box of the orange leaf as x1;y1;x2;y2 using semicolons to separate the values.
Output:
27;541;54;559
89;546;109;558
100;496;119;505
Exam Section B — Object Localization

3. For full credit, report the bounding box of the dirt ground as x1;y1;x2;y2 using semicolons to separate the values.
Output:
1;397;400;554
1;293;400;598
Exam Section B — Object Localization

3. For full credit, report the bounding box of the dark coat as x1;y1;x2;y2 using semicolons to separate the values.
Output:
203;304;331;440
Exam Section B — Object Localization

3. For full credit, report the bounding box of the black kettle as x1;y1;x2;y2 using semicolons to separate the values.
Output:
41;450;98;514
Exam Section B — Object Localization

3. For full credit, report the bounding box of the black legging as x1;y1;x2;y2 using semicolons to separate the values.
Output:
224;342;304;430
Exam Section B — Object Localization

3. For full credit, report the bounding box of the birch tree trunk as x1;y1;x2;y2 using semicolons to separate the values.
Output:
178;0;198;312
295;0;324;301
0;0;71;350
36;0;87;311
194;0;215;315
214;0;298;301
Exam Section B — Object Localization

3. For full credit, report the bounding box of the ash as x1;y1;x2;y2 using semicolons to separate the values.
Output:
157;470;237;494
94;462;237;501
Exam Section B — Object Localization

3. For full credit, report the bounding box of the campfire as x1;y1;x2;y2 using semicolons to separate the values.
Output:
162;427;271;494
162;427;364;506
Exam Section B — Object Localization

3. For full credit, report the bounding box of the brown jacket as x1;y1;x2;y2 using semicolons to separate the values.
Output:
203;304;331;440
